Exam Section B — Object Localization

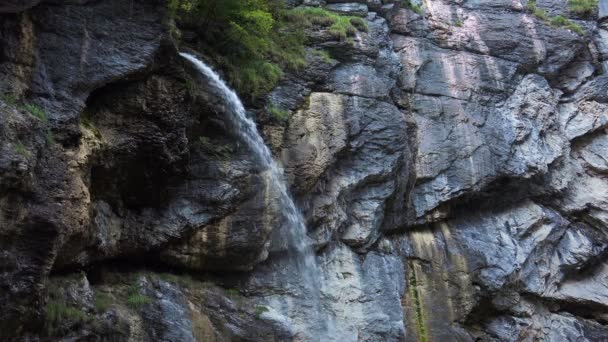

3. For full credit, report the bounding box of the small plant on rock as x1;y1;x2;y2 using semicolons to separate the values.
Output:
402;0;423;15
14;141;28;156
311;49;333;64
24;103;47;122
568;0;598;16
1;93;18;105
254;305;269;317
94;291;113;313
126;284;151;310
268;103;290;122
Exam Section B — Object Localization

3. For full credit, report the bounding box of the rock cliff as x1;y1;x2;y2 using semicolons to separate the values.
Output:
0;0;607;341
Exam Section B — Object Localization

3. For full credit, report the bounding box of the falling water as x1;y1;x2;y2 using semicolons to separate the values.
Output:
180;53;324;337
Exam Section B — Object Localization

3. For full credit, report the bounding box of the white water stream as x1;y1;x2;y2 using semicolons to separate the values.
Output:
180;53;327;339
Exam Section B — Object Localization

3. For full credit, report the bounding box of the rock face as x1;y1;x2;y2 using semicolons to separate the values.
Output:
0;0;607;341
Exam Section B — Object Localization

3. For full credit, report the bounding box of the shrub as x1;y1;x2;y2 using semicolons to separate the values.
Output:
568;0;597;16
169;0;305;99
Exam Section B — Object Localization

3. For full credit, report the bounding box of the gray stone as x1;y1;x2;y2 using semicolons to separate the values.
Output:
325;3;369;17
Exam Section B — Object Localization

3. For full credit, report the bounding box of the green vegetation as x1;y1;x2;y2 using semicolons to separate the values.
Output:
168;1;367;98
24;103;47;122
1;93;18;105
528;1;549;20
402;0;423;15
550;15;569;26
184;76;195;95
168;0;304;98
94;292;113;313
528;0;585;36
408;265;427;342
268;103;289;121
224;288;240;297
45;131;55;145
126;284;151;309
197;136;234;159
254;305;269;317
285;7;368;40
568;0;597;16
14;142;28;156
312;49;333;64
454;20;463;27
46;301;87;336
565;21;584;35
45;286;88;337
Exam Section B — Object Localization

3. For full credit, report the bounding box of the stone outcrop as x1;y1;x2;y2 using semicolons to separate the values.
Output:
0;0;607;341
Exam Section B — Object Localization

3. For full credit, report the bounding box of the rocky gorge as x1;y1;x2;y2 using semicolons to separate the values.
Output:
0;0;607;341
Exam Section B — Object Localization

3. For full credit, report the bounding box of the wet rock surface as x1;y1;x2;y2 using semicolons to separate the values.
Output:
0;0;607;341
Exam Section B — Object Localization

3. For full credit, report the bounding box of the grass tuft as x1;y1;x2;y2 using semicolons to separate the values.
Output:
268;103;290;121
311;48;333;64
24;103;47;122
45;299;87;336
14;141;28;156
402;0;423;15
126;284;151;310
1;93;18;105
568;0;598;16
528;1;585;36
94;292;113;313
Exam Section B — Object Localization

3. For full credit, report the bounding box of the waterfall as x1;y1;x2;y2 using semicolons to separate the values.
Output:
180;53;325;338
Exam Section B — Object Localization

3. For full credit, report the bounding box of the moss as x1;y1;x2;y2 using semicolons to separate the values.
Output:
254;305;269;317
408;264;427;342
268;103;290;122
568;0;597;16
